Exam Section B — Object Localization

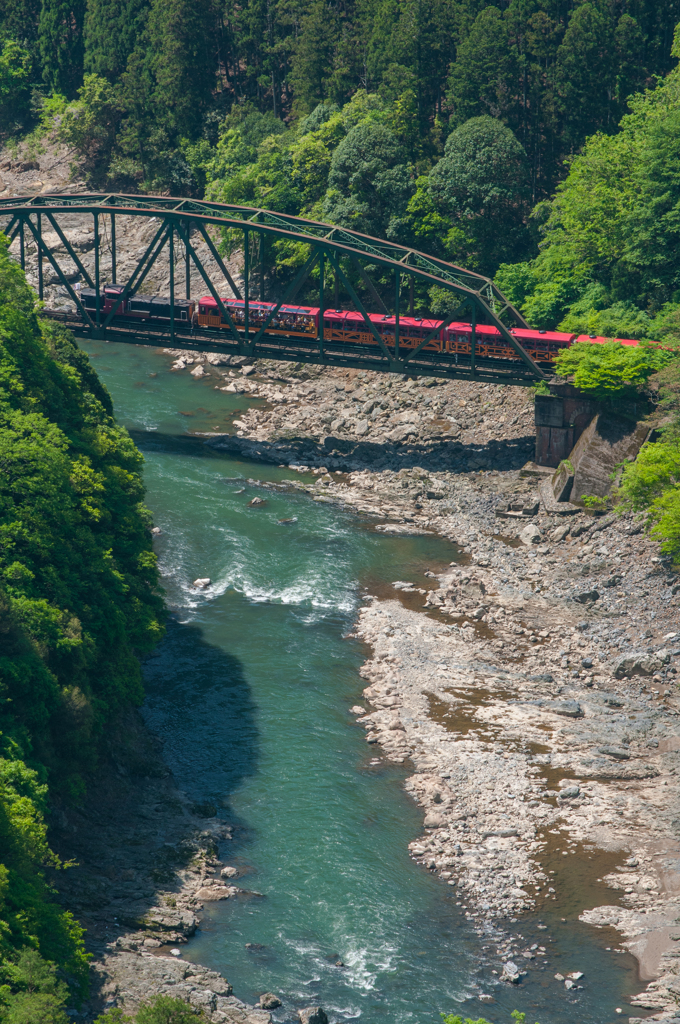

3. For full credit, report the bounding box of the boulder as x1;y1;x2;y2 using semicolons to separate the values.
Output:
519;523;542;545
546;700;583;718
190;364;206;377
193;578;211;588
613;652;662;678
220;866;239;879
501;961;521;984
298;1008;328;1024
598;746;630;761
571;589;599;604
260;993;282;1009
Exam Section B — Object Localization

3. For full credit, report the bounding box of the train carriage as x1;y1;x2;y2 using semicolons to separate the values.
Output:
76;286;642;367
197;297;319;335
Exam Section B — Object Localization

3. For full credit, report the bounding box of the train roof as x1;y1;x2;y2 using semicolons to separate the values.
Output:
323;309;442;330
445;322;575;342
198;297;319;314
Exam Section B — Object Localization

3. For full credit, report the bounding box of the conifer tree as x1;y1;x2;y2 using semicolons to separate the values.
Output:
146;0;217;137
38;0;85;97
554;1;614;147
288;0;342;115
83;0;150;81
447;7;519;127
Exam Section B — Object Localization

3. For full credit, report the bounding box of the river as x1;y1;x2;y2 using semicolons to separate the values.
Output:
84;338;644;1024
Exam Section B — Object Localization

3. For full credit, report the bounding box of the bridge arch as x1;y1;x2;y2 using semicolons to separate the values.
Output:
0;193;546;385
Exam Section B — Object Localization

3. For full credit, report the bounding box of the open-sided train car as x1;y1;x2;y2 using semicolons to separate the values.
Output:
76;287;641;365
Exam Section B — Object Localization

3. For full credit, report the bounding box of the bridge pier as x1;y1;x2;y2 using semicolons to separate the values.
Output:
534;382;601;467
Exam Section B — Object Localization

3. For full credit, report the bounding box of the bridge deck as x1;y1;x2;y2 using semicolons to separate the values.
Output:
43;310;544;386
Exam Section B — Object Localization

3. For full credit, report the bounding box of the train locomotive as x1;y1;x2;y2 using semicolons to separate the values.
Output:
79;285;640;366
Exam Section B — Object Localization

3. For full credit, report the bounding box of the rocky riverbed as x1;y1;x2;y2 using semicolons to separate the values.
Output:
3;150;680;1019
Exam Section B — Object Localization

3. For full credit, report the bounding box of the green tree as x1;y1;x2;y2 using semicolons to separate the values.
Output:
146;0;217;138
447;8;519;126
0;40;32;131
83;0;150;81
288;0;342;115
0;949;71;1024
135;995;206;1023
38;0;85;97
322;120;412;237
553;338;672;404
428;115;531;274
554;1;615;148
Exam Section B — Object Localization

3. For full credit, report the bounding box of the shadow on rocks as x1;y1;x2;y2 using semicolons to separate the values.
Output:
206;432;535;475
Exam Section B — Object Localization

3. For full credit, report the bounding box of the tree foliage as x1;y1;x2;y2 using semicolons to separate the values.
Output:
495;28;680;335
93;996;207;1023
3;0;680;194
0;232;164;1002
553;340;673;403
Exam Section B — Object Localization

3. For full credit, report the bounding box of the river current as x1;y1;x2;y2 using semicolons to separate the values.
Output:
85;339;644;1024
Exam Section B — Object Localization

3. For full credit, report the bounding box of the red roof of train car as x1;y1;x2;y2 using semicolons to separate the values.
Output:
512;328;576;343
446;322;575;344
323;309;442;331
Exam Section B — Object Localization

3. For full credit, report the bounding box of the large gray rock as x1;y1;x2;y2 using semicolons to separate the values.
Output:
571;589;599;604
519;523;541;545
501;961;521;983
546;699;583;718
598;746;631;760
298;1008;328;1024
613;652;662;678
260;993;282;1009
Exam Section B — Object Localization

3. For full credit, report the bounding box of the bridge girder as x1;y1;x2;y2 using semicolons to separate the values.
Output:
0;193;547;386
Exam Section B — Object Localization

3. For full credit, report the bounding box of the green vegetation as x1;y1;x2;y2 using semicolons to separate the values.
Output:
440;1010;540;1024
94;995;208;1022
553;340;674;405
496;24;680;342
2;0;679;215
0;231;164;1010
615;355;680;560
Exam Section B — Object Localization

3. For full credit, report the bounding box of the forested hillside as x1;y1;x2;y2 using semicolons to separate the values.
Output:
2;0;680;200
0;238;164;1019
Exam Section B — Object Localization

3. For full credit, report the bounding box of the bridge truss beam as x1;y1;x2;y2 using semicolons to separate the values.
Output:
0;194;548;386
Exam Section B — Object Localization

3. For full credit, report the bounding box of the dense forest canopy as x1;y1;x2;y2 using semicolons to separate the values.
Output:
2;0;680;198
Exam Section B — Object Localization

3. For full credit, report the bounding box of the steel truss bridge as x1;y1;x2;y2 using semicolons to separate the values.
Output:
0;193;548;386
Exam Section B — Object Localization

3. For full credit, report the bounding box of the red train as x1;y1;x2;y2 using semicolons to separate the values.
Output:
80;285;640;366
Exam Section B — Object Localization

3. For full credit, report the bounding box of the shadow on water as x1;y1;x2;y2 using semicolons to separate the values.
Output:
142;617;259;820
128;429;233;461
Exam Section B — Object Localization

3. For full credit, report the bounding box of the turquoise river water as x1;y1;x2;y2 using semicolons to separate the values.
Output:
83;338;647;1024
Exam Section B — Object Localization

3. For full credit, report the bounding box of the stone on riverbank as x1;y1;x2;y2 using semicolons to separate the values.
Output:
298;1008;328;1024
613;651;663;678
